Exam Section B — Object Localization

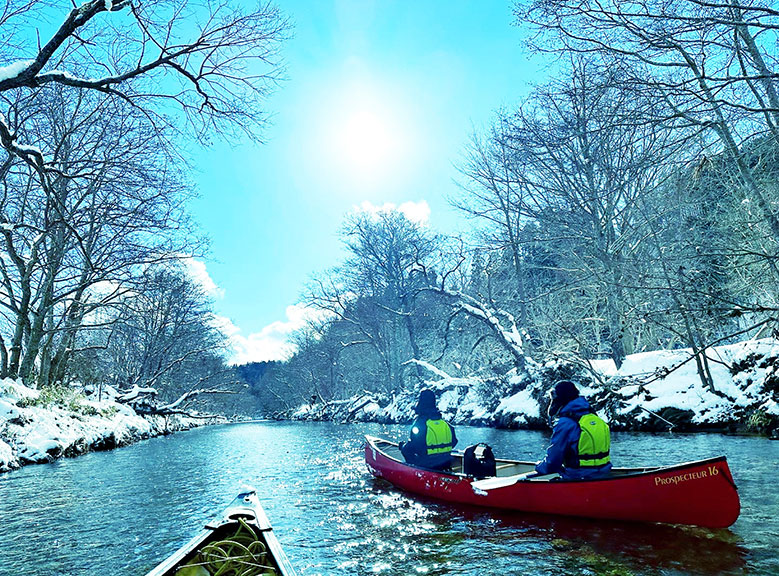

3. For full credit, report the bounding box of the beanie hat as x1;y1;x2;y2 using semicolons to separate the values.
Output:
548;380;579;418
414;388;437;414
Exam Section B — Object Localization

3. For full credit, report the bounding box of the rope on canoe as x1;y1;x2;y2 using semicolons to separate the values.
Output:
175;517;278;576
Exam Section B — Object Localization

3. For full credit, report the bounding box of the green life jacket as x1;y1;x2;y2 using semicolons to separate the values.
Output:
576;413;611;467
425;419;454;455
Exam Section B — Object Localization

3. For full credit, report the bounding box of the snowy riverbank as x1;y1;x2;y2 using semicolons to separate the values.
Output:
3;337;776;474
0;379;221;473
290;338;779;437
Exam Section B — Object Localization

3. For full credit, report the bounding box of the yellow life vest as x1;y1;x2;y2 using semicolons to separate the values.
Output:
425;419;454;455
577;413;611;467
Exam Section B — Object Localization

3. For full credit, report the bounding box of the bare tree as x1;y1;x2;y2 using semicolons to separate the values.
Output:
519;0;779;383
293;207;442;397
455;119;530;327
0;86;197;385
458;59;677;367
522;0;779;240
0;0;289;158
341;207;440;379
104;263;227;399
0;0;288;387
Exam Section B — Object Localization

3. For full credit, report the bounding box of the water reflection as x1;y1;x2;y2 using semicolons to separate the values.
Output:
362;475;749;576
460;502;746;575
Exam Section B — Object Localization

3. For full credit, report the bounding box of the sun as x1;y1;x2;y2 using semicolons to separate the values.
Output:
329;99;404;182
338;109;395;171
313;80;418;192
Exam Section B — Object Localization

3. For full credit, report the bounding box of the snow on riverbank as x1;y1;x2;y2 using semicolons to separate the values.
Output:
0;379;207;473
610;339;779;428
290;338;779;435
9;333;767;472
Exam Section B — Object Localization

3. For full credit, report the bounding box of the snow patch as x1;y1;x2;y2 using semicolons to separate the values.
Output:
0;399;20;421
496;388;540;419
0;439;15;471
0;379;198;471
0;60;33;82
292;337;778;433
0;378;39;403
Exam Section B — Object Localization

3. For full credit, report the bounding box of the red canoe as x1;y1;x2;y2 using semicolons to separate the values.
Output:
364;435;740;528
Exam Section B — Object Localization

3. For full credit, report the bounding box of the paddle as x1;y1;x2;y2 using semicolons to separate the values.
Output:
471;471;539;493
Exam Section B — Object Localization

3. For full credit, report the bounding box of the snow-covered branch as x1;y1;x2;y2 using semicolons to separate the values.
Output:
117;384;157;402
154;388;238;414
424;286;527;369
402;358;454;380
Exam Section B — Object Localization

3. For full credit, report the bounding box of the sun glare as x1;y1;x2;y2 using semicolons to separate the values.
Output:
335;107;400;177
340;110;394;168
313;80;419;192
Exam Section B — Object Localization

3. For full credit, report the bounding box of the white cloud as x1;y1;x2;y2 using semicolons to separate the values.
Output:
215;304;326;365
182;257;224;298
397;200;431;224
358;200;430;224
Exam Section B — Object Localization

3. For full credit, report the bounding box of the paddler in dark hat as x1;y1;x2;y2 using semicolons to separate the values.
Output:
399;388;458;470
535;380;612;479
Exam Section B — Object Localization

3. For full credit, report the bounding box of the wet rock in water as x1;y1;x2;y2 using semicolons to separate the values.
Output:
550;538;576;551
92;431;118;451
64;437;89;457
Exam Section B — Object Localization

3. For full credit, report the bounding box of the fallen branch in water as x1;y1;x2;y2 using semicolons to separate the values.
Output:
119;385;238;417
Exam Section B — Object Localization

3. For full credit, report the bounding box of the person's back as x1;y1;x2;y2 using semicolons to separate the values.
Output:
400;389;457;470
535;381;612;480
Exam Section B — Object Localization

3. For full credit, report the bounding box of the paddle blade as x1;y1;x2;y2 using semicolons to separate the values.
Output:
471;473;529;493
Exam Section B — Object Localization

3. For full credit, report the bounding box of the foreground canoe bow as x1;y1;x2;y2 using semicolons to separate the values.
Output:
364;435;740;528
145;490;297;576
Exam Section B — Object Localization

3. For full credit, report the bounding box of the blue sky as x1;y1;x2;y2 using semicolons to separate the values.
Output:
190;1;542;363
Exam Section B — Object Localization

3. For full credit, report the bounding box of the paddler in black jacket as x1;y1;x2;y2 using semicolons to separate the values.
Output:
400;388;457;470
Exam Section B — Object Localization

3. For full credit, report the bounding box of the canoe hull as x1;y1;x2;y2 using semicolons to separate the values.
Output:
364;436;740;528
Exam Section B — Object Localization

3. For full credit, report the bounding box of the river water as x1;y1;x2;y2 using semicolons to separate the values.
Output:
0;422;776;575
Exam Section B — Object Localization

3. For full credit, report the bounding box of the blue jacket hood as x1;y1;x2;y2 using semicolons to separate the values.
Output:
558;396;592;419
